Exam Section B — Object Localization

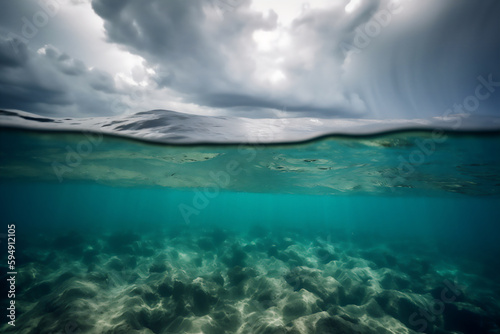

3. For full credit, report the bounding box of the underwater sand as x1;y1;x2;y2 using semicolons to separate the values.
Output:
1;222;500;334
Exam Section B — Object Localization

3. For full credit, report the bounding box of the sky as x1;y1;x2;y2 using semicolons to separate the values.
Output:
0;0;499;119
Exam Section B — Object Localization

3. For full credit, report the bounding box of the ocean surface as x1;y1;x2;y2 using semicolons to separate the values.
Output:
1;110;499;334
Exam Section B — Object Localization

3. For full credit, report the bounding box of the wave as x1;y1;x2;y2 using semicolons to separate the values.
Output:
2;109;500;145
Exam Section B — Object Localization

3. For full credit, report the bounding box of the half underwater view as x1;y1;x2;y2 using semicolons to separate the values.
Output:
1;0;500;334
1;110;500;334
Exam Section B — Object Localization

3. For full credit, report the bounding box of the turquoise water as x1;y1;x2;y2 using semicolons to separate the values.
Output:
1;129;499;333
2;183;499;244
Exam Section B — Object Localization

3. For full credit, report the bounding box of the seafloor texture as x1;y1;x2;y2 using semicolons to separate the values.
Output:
1;225;500;334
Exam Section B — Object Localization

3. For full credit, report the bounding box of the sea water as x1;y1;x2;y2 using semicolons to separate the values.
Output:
0;128;499;334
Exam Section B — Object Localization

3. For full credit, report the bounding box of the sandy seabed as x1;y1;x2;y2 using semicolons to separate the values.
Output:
2;225;499;334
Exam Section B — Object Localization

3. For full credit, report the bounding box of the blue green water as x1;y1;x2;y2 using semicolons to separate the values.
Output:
1;129;499;333
2;183;499;245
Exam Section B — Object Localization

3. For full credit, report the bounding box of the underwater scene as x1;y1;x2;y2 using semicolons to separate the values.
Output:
1;114;500;334
2;0;500;332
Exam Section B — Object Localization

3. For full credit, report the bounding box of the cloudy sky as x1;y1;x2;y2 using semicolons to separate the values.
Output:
0;0;499;119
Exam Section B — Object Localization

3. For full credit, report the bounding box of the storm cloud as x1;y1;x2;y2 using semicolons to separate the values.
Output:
0;35;122;116
0;0;499;119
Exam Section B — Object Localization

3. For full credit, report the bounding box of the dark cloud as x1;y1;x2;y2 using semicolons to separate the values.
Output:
0;0;499;119
91;0;369;113
345;0;500;118
88;69;116;93
0;35;29;67
0;35;121;116
92;0;282;106
46;50;87;76
90;0;500;118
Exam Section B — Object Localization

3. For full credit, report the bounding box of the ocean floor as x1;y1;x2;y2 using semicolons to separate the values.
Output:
2;224;499;334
